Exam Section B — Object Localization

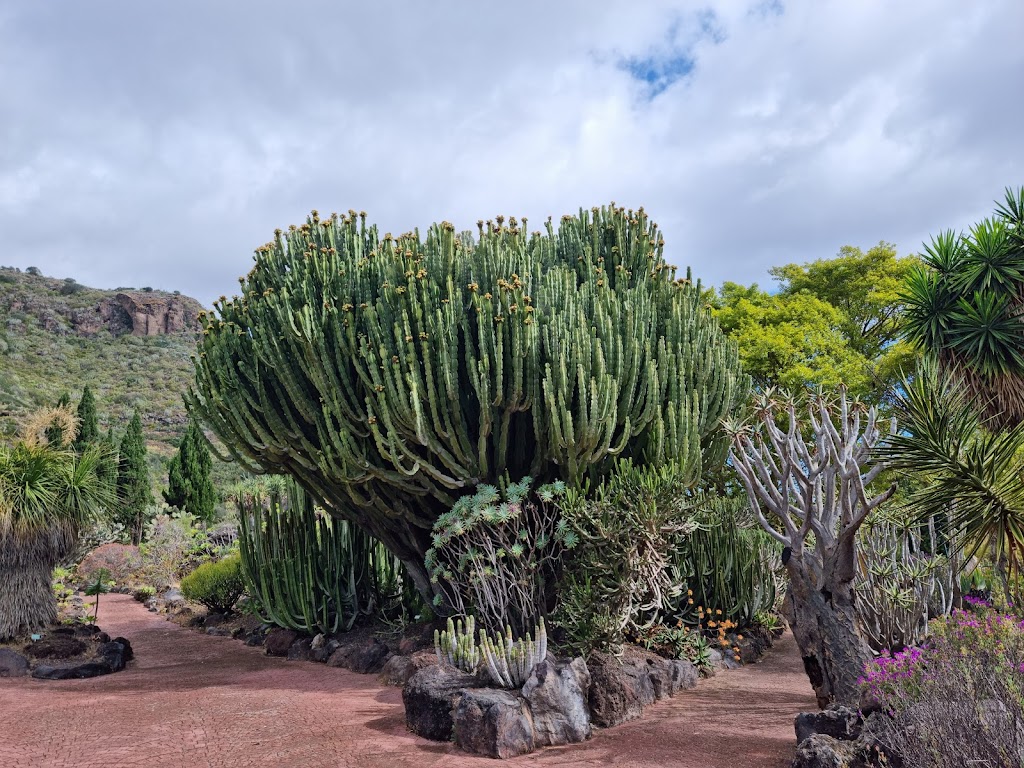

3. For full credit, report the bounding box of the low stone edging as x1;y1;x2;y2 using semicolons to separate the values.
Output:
0;624;133;681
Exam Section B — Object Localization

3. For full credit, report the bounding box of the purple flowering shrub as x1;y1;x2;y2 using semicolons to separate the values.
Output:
861;608;1024;767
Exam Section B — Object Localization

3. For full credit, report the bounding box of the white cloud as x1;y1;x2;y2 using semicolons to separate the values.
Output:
0;0;1021;304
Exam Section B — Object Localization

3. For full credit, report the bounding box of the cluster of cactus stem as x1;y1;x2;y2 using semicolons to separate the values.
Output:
434;615;481;674
434;615;548;688
855;515;957;652
235;477;407;635
662;495;780;629
480;618;548;689
188;204;748;596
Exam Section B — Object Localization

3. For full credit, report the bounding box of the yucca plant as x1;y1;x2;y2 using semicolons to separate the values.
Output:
885;358;1024;607
0;407;117;639
902;187;1024;428
188;205;748;599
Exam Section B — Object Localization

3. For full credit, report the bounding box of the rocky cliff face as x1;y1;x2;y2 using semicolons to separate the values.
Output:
111;293;200;336
1;271;202;338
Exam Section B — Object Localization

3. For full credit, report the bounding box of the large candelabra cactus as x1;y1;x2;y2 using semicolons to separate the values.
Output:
728;389;897;707
188;205;747;598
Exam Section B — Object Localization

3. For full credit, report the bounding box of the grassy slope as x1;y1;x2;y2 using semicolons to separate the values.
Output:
0;267;244;494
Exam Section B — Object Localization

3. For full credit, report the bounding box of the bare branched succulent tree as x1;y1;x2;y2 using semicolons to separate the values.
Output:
727;387;896;707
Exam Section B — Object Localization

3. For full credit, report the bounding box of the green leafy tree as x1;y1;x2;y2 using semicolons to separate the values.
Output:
902;187;1024;428
116;411;153;544
713;243;918;399
189;205;749;597
163;418;216;523
713;283;870;392
73;385;99;450
0;407;116;639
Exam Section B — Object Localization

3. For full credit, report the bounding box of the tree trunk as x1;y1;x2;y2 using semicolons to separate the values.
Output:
782;553;873;709
0;558;58;640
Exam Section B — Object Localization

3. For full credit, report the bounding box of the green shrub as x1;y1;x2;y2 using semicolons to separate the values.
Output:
180;553;245;614
132;585;156;602
553;460;698;655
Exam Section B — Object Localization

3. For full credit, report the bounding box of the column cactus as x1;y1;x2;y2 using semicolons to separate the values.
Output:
480;618;548;689
434;615;480;673
189;205;748;598
234;477;405;634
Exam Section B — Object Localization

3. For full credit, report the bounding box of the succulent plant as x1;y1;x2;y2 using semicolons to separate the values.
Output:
479;618;548;689
188;205;748;599
434;615;480;674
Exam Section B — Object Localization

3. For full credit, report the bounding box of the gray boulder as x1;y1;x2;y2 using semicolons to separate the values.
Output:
32;661;114;680
791;734;860;768
453;688;535;759
379;651;437;687
403;665;477;741
326;637;390;673
287;638;313;661
795;707;864;744
0;648;29;678
586;651;656;727
521;657;591;746
264;628;299;656
96;641;129;672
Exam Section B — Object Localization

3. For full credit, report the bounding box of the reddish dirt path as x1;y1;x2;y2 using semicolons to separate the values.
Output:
0;594;815;768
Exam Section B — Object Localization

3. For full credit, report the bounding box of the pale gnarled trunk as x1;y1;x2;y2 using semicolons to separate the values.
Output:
783;551;873;708
729;389;896;709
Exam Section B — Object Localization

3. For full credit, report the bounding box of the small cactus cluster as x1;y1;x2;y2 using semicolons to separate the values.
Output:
480;618;548;689
434;615;481;673
434;615;548;688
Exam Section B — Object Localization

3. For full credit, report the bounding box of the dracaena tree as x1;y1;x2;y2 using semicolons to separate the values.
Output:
902;186;1024;429
0;407;116;639
188;204;748;598
728;388;896;708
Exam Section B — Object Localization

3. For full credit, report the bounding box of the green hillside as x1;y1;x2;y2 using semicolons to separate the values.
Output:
0;266;242;493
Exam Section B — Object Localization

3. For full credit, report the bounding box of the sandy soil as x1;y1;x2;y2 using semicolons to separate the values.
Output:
0;593;816;767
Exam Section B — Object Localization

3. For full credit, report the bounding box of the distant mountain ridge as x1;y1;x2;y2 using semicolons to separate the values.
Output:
0;266;204;459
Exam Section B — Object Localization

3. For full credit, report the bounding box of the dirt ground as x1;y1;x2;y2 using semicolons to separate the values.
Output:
0;593;816;767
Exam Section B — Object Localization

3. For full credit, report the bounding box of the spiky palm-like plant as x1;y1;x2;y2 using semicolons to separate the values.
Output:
188;205;748;597
885;359;1024;605
902;187;1024;428
0;408;116;639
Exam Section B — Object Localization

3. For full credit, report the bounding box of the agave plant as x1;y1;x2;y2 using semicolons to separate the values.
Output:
902;187;1024;428
0;407;117;639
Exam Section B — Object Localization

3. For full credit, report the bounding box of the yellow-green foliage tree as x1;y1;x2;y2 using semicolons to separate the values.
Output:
713;243;918;399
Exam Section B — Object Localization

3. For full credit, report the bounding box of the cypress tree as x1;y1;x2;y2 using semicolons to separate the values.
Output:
164;453;186;510
74;385;99;449
45;392;72;446
163;418;216;523
116;411;153;544
97;427;119;491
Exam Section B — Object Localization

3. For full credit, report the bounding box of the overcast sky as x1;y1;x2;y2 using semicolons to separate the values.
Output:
2;1;1022;307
